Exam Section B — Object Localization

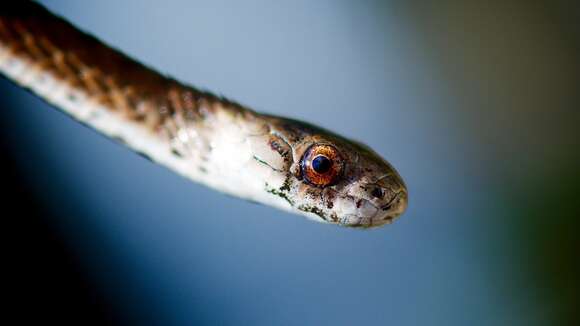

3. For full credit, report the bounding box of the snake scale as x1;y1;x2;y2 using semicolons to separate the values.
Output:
0;2;407;228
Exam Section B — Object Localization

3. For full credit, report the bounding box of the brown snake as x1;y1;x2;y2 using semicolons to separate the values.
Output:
0;2;407;228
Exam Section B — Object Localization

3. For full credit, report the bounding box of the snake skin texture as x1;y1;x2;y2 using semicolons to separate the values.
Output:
0;2;408;228
0;2;248;133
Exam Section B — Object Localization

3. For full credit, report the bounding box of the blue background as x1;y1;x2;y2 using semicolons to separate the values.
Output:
2;1;578;325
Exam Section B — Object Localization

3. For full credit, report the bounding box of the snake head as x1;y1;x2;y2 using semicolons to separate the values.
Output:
260;116;408;228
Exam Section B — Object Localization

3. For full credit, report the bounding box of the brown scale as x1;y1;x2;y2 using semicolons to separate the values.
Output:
181;90;196;112
0;19;23;59
166;88;189;140
53;50;84;89
137;100;161;130
51;50;78;85
21;33;45;64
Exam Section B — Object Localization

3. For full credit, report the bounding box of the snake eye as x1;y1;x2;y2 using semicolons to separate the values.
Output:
301;144;343;187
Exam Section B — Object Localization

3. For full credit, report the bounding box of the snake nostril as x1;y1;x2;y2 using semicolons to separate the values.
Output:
371;187;384;199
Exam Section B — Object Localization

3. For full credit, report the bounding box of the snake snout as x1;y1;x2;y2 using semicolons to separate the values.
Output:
367;174;408;226
382;190;408;220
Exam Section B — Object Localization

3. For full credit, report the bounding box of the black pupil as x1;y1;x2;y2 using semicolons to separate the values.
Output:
312;155;332;174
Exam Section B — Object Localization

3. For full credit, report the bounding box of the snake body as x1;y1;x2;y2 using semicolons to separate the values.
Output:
0;2;407;228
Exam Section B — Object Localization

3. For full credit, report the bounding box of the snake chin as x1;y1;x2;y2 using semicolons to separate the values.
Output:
371;191;408;227
335;192;407;228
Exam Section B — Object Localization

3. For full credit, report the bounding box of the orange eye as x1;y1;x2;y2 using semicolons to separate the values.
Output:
301;144;343;187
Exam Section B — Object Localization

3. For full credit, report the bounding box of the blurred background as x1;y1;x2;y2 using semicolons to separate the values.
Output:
2;0;578;325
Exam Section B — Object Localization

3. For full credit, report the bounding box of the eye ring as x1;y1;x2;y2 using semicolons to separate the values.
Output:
300;144;343;187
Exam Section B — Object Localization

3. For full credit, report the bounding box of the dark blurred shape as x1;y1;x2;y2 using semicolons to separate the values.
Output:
502;166;580;326
394;1;580;325
0;116;121;324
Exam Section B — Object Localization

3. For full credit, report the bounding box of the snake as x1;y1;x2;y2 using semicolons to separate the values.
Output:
0;2;407;228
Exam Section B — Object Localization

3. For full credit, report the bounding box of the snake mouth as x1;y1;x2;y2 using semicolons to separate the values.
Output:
386;191;407;214
333;189;409;228
380;191;404;211
367;191;407;227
